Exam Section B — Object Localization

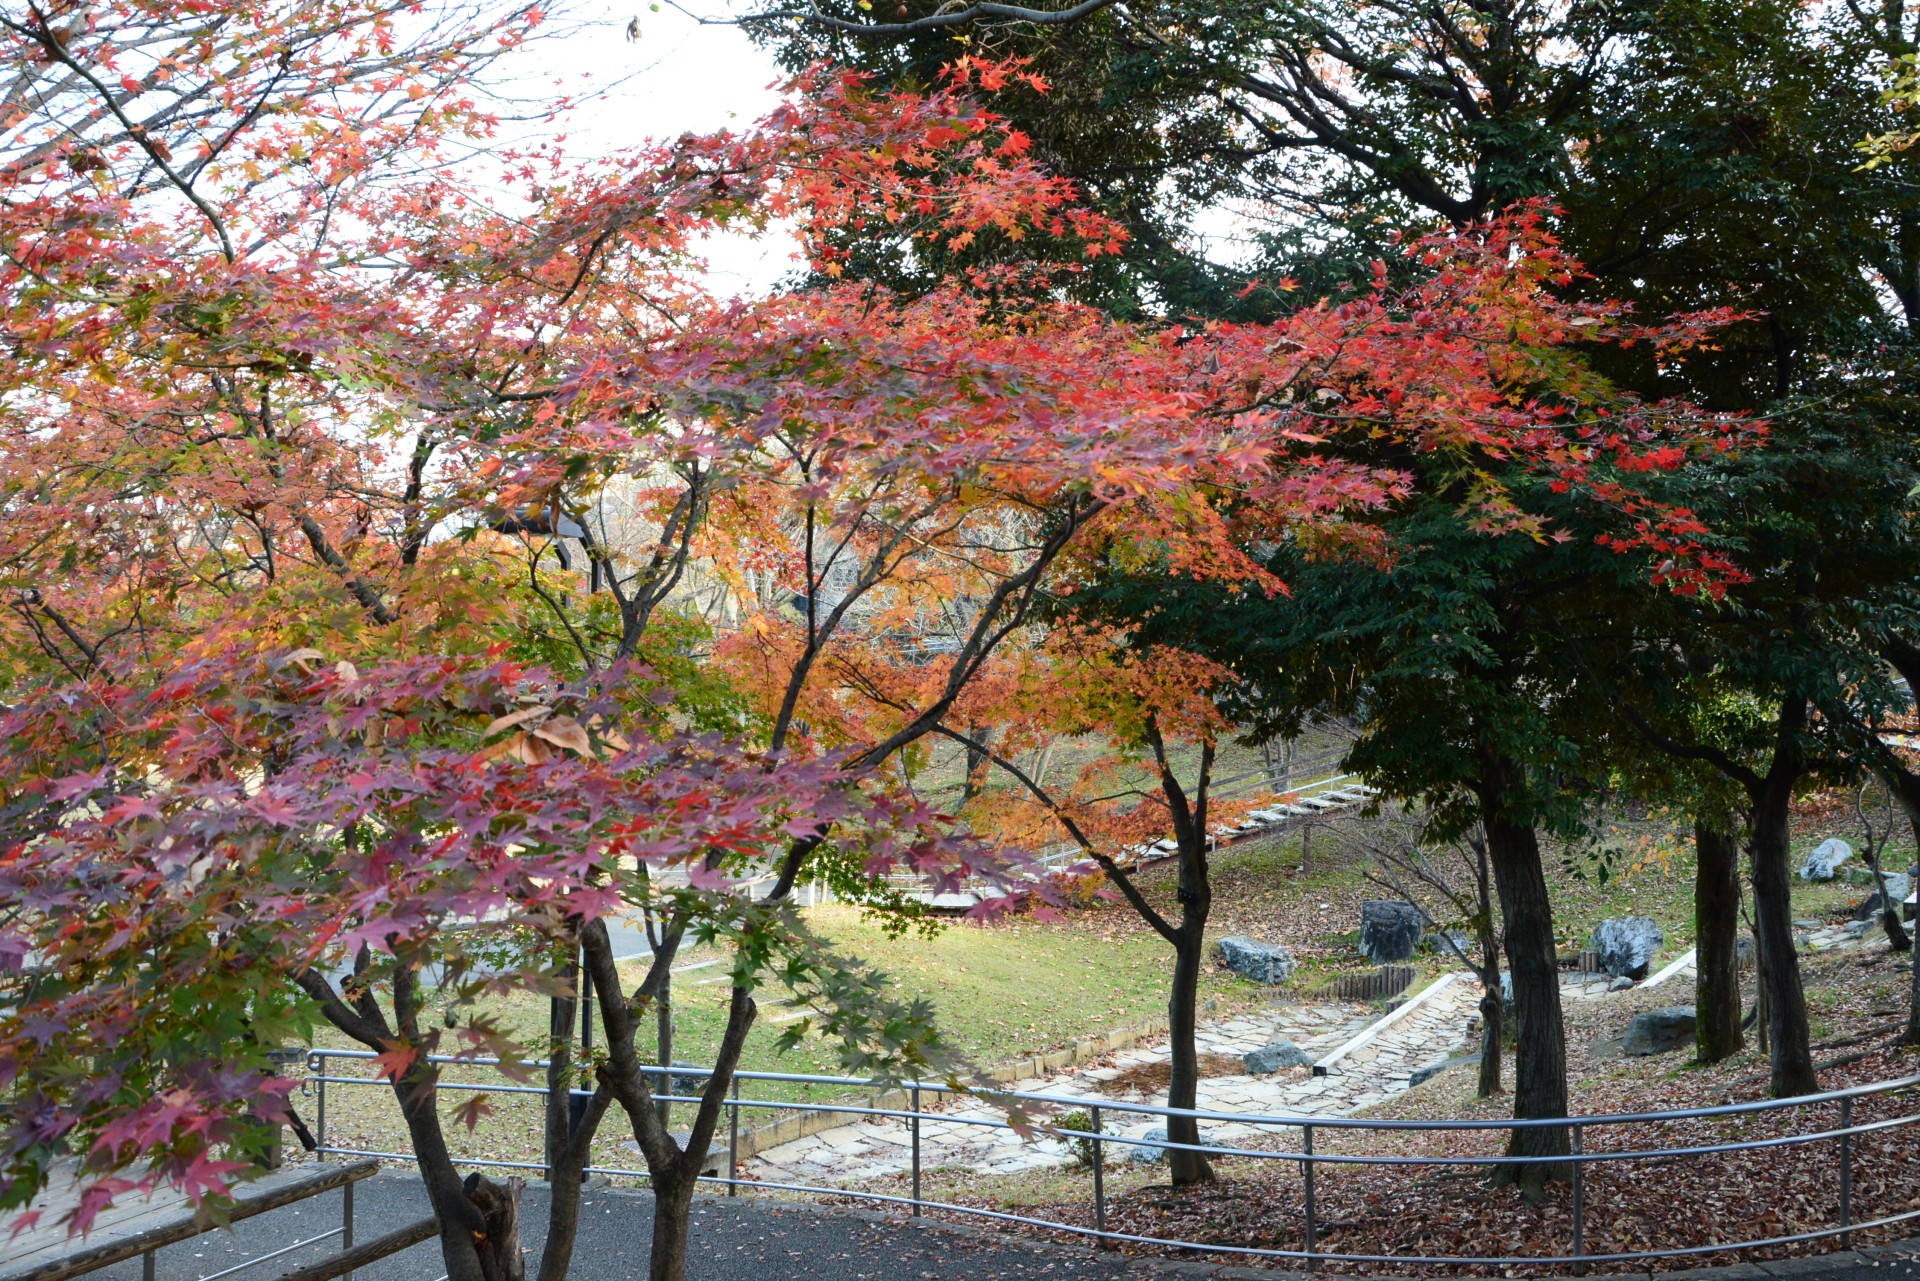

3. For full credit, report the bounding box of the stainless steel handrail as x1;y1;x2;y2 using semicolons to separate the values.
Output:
301;1047;1920;1268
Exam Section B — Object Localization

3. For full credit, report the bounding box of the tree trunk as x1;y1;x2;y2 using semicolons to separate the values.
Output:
1694;820;1745;1064
1476;777;1568;1194
389;1074;492;1281
1485;817;1569;1189
646;1170;697;1281
1748;778;1817;1096
1165;926;1216;1186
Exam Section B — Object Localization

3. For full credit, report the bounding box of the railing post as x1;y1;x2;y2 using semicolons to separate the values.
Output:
1839;1096;1854;1250
342;1178;356;1281
1302;1123;1316;1272
1570;1123;1585;1276
313;1053;327;1161
1090;1105;1108;1248
728;1075;741;1198
142;1253;154;1281
910;1086;922;1217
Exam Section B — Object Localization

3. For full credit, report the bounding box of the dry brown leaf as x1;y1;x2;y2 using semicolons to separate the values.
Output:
481;704;550;739
531;714;592;756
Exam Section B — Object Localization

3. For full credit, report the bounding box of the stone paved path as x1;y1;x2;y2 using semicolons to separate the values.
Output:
746;976;1486;1187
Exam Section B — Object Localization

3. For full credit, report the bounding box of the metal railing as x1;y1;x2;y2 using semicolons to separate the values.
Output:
302;1048;1920;1271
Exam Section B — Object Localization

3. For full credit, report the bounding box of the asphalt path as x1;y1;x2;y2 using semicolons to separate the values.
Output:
66;1168;1920;1281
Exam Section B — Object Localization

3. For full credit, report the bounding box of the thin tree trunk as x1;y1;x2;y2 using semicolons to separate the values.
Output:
656;971;673;1130
1896;793;1920;1046
1474;829;1502;1098
962;722;992;801
1748;774;1817;1096
1880;638;1920;1044
1694;820;1745;1064
1477;985;1504;1098
1867;847;1911;951
1153;727;1216;1188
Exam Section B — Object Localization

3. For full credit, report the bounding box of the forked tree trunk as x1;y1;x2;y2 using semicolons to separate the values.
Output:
1748;778;1817;1097
1694;820;1745;1064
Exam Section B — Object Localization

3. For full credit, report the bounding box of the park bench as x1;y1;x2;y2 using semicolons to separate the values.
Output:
0;1158;436;1281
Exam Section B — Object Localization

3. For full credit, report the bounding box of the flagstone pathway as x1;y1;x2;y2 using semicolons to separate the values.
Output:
744;976;1487;1187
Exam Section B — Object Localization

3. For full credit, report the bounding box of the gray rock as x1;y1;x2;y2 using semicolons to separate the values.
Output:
1608;975;1635;992
1800;837;1854;880
1794;919;1820;929
1244;1041;1313;1074
1409;1060;1452;1087
1591;916;1664;980
1359;900;1426;963
1845;919;1872;939
1128;1126;1170;1163
1737;935;1756;964
1853;873;1913;920
1623;1006;1697;1056
1213;936;1297;985
1428;930;1474;960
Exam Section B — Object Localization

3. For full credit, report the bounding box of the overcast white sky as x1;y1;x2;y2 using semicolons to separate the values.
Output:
494;1;1257;298
508;0;796;294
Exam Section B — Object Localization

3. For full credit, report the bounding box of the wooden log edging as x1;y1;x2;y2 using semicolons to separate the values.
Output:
272;1217;438;1281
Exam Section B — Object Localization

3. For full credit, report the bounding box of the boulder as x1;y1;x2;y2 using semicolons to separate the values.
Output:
1213;936;1297;985
1608;975;1635;992
1409;1060;1452;1087
1853;872;1913;920
1244;1041;1313;1074
1623;1006;1697;1056
1128;1126;1170;1163
1429;930;1474;960
1736;935;1756;965
1359;901;1426;963
1591;916;1664;980
668;1062;709;1098
1800;838;1854;881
